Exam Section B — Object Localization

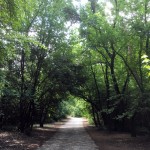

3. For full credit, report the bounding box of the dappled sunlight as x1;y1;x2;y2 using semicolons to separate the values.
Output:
27;143;40;149
12;139;24;144
35;127;55;132
0;132;10;138
0;132;27;149
0;124;58;150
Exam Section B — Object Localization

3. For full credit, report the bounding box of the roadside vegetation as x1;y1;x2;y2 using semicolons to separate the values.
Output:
0;0;150;138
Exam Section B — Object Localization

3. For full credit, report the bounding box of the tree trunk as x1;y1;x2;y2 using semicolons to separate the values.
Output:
39;111;47;128
19;50;25;133
131;114;136;137
110;52;120;95
91;105;98;127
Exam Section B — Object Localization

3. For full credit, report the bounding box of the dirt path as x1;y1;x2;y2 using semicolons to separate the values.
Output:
1;118;150;150
37;117;98;150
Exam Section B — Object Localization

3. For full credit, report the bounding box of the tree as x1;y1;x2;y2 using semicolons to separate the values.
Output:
78;0;150;136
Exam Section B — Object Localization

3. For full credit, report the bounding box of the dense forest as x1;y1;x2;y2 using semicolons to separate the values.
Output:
0;0;150;137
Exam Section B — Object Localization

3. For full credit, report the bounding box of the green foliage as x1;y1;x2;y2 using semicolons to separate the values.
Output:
60;96;89;118
142;54;150;76
1;0;150;136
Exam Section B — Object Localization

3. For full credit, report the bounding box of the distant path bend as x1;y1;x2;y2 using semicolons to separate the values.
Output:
37;117;98;150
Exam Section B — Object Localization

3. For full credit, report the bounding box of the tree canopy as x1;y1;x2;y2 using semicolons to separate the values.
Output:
0;0;150;137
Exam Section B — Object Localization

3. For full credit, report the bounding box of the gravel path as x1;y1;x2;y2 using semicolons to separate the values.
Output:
37;117;98;150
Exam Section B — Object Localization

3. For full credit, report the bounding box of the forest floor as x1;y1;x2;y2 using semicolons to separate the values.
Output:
83;120;150;150
0;119;68;150
0;118;150;150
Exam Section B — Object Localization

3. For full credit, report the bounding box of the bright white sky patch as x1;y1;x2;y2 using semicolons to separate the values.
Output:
73;0;113;15
70;0;114;28
104;1;113;15
73;0;88;7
